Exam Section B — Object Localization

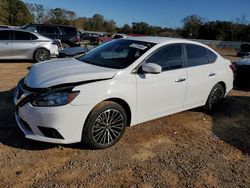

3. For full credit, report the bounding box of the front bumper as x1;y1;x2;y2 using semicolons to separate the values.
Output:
15;103;90;144
13;81;94;144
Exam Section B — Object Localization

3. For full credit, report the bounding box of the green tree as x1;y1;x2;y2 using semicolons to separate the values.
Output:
181;15;204;38
26;3;46;24
0;0;9;25
198;21;235;41
90;14;105;31
103;20;116;33
241;25;250;42
81;14;117;32
120;24;131;34
132;22;150;34
72;17;87;30
8;0;33;25
46;8;77;25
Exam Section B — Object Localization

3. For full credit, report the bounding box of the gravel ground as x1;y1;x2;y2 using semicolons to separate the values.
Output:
0;49;249;188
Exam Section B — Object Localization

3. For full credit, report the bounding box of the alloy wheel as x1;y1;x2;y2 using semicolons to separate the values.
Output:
36;50;49;62
209;87;224;107
92;109;124;145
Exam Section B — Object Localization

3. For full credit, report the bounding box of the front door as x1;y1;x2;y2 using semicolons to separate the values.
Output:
136;44;187;123
0;30;11;58
11;31;35;59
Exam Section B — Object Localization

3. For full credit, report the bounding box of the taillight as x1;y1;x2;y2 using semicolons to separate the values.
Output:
230;63;237;73
77;36;80;43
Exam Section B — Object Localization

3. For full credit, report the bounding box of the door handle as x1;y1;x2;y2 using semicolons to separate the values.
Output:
208;72;216;77
175;78;186;82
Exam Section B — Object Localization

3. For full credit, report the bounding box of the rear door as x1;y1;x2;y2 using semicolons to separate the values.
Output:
184;44;218;108
0;30;12;58
37;26;61;40
11;31;37;59
59;26;78;44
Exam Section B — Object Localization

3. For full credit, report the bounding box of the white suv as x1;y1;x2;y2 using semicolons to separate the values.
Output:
14;37;233;148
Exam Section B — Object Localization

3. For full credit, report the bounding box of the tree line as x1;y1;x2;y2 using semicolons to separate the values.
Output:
0;0;249;42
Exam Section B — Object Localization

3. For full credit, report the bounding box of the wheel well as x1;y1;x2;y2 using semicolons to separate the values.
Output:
33;48;50;62
33;48;50;56
104;98;132;127
218;81;226;93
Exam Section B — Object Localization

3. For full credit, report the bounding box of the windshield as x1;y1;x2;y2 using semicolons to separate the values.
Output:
79;39;155;69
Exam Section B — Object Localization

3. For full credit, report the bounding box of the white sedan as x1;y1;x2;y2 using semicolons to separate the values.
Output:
14;37;233;148
0;29;58;62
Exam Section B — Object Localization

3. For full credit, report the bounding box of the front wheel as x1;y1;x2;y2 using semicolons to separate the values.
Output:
33;48;50;62
82;101;127;149
204;83;225;112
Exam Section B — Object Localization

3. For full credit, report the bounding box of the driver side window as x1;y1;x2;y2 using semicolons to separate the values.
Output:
146;44;183;71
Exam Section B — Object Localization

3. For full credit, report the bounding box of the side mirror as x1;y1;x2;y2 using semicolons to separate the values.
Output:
142;63;162;74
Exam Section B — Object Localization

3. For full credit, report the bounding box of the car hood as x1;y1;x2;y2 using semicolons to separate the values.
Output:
24;58;117;88
235;58;250;66
59;47;87;56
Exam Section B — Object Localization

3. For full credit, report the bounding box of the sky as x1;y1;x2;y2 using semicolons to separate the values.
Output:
22;0;250;28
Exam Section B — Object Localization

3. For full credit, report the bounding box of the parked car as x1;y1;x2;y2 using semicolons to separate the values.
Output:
231;58;250;88
14;37;233;149
97;33;113;44
237;44;250;57
0;25;10;28
112;34;127;39
57;47;88;58
0;28;58;62
80;32;100;44
23;24;80;48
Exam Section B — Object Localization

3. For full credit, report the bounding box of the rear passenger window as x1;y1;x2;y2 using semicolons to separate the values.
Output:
146;45;183;71
31;34;38;40
207;49;217;63
0;30;10;40
24;25;37;32
186;44;210;67
38;26;60;34
14;31;32;40
60;27;77;35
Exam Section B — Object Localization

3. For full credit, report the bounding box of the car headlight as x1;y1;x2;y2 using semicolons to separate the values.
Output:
31;91;79;107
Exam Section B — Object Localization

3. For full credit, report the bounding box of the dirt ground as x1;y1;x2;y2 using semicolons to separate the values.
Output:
0;48;249;188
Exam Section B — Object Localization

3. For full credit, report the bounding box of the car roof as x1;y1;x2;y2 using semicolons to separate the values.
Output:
126;36;201;45
26;24;76;28
123;36;220;56
0;28;52;40
0;28;30;32
236;58;250;65
0;28;39;35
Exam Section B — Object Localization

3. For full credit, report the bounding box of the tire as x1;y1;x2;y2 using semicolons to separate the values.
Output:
33;48;50;62
82;101;127;149
204;83;225;112
62;43;70;49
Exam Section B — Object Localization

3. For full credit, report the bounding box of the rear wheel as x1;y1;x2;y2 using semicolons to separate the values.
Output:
33;48;50;62
82;101;127;149
204;83;225;112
